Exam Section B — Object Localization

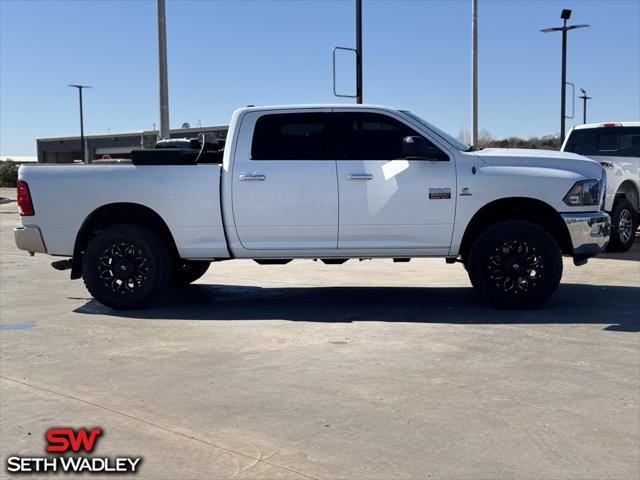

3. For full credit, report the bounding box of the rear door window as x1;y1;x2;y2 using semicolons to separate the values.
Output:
251;113;330;160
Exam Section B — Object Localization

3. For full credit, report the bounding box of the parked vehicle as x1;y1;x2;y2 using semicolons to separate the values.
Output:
14;105;610;309
562;122;640;252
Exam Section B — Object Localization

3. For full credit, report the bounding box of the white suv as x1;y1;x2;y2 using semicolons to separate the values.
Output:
563;122;640;252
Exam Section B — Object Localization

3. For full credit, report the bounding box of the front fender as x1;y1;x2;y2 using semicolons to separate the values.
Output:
450;164;600;256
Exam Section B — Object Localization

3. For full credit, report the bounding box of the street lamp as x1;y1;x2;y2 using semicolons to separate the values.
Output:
541;9;589;143
579;88;592;124
355;0;363;104
68;84;92;163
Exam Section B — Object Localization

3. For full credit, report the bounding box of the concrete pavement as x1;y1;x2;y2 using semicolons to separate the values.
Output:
1;187;638;479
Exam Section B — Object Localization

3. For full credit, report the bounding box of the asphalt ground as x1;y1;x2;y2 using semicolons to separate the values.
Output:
1;187;638;479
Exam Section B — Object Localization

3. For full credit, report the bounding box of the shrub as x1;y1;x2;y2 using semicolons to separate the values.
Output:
0;160;19;187
458;129;562;150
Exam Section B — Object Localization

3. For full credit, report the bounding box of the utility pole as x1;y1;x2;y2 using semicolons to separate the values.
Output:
541;9;589;144
471;0;478;146
68;84;91;163
561;16;567;143
579;88;592;124
157;0;170;139
355;0;363;104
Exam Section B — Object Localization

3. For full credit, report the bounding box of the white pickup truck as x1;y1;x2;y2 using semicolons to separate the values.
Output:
562;122;639;252
14;105;610;309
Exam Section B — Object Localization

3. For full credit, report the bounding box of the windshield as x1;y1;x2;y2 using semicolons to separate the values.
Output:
399;110;470;151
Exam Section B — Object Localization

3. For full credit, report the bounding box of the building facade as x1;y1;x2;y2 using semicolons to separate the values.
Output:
36;125;228;163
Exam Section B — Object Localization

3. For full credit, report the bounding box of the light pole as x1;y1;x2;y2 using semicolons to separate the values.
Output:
579;88;592;124
68;84;91;163
157;0;170;139
332;0;363;102
355;0;363;104
471;0;478;146
541;9;589;144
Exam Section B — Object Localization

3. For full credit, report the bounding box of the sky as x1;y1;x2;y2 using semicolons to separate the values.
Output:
1;0;639;156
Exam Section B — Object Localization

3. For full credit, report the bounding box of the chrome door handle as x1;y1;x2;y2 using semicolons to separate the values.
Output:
347;173;373;181
239;174;266;181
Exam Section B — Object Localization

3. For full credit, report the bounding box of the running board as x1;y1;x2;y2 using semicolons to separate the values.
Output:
51;259;73;271
253;259;292;265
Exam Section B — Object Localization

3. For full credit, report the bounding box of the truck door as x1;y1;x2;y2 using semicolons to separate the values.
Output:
232;110;338;250
334;111;456;252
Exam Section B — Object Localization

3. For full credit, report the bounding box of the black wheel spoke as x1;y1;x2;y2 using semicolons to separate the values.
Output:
489;240;545;294
99;241;149;294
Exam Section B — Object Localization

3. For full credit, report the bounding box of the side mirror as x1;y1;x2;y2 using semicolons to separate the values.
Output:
402;136;448;161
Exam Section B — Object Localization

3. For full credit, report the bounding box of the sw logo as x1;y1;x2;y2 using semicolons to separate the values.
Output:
5;426;142;475
46;427;103;453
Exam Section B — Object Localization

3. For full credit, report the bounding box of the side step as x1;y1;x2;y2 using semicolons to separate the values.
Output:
321;259;348;265
253;259;292;265
51;259;73;271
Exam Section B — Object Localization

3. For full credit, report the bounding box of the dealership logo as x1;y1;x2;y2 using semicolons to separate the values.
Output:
46;427;103;453
6;427;142;474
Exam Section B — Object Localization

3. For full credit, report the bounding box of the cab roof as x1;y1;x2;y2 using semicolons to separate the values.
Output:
235;104;401;113
573;121;640;130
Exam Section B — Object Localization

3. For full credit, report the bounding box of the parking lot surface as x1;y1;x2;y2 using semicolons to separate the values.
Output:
1;187;639;479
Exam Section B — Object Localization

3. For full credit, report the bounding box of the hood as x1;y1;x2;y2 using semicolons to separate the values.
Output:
474;148;603;180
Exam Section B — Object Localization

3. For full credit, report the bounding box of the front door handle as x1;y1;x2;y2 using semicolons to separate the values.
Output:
239;174;266;182
347;173;373;181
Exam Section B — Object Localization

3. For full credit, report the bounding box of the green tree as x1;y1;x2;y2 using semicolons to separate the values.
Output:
0;160;19;187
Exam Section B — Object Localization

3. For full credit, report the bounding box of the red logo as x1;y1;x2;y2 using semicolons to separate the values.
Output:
46;427;103;453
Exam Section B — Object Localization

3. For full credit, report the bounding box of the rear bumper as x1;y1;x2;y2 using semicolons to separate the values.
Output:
13;226;47;254
561;212;610;265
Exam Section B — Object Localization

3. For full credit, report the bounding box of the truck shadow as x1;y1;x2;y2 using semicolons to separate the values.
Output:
74;283;640;332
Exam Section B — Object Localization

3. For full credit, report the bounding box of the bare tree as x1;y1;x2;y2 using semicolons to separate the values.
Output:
458;129;471;145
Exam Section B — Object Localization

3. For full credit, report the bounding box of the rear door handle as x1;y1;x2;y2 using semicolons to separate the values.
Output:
239;174;266;181
347;173;373;181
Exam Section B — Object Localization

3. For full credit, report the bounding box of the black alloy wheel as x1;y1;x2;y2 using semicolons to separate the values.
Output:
487;240;544;295
468;221;563;308
82;224;171;309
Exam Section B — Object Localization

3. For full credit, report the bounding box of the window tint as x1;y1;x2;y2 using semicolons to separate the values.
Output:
619;131;640;156
565;127;640;158
251;113;329;160
565;130;598;155
335;112;447;160
598;133;618;151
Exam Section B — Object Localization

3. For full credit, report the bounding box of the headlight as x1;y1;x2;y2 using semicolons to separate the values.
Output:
563;180;600;206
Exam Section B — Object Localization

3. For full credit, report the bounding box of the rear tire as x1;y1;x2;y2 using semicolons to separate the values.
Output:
82;224;171;309
606;198;637;252
468;221;563;309
171;260;210;287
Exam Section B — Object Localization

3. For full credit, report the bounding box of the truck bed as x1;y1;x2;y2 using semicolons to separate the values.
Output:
18;164;229;259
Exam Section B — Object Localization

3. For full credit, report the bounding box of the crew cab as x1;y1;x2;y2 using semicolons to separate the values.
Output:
562;122;640;252
14;105;610;309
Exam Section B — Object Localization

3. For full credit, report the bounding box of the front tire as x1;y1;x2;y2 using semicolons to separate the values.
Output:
468;221;563;309
606;198;637;252
82;224;171;309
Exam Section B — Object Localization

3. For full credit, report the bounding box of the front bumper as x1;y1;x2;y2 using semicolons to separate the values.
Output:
13;226;47;254
561;212;610;265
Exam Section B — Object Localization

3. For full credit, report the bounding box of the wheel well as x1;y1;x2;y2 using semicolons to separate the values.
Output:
459;197;572;261
70;203;178;279
615;180;639;211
